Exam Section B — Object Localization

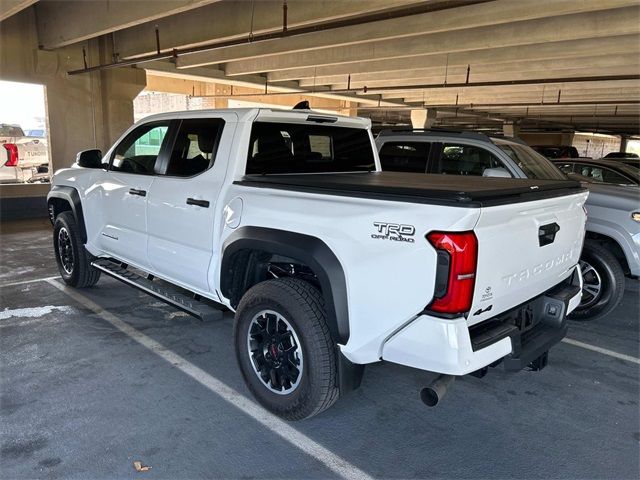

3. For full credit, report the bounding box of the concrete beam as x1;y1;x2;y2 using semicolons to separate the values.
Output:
475;107;640;116
114;0;418;60
143;61;301;92
143;75;356;113
142;61;406;108
224;7;639;75
385;82;640;99
407;94;640;106
266;35;639;82
177;0;637;69
297;54;640;88
396;94;640;106
304;67;640;93
407;97;640;108
0;0;36;22
36;0;222;49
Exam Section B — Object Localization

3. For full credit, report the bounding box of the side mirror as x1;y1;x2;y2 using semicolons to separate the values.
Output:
76;149;103;168
483;167;512;178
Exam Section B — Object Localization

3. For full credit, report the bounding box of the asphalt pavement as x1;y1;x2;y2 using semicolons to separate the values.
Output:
1;220;638;479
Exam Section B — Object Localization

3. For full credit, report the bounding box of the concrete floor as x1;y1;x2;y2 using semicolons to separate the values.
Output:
1;220;638;479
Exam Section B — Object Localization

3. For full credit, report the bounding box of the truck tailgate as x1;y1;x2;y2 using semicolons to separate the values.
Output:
468;190;588;326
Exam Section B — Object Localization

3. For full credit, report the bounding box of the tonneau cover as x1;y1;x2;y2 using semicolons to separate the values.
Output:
236;172;584;207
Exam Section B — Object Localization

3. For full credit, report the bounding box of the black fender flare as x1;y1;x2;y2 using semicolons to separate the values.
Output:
47;185;87;244
221;226;350;345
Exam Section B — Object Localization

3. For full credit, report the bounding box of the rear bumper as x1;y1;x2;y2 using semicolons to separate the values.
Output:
382;265;582;376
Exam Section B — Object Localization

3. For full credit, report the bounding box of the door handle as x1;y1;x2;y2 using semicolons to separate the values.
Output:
128;188;146;197
186;198;210;208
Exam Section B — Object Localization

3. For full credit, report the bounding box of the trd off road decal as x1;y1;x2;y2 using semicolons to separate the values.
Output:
371;222;415;243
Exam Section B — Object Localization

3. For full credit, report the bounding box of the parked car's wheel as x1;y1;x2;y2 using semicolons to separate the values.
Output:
234;278;339;420
53;211;101;288
569;241;625;321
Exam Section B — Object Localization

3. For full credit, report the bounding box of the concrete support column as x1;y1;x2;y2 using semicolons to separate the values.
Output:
561;131;575;145
503;121;521;138
411;109;437;129
0;8;146;212
0;11;146;172
620;135;629;153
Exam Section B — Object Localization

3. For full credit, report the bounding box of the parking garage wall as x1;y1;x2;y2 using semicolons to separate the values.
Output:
572;133;622;158
0;8;146;219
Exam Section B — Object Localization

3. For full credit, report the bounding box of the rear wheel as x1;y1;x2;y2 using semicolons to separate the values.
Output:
569;241;624;321
53;212;101;288
234;278;339;420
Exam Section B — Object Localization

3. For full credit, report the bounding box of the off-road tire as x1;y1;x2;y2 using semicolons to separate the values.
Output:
569;240;625;321
53;211;101;288
234;278;339;420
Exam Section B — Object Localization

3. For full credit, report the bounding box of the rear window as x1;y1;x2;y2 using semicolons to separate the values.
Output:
379;141;430;173
434;143;507;176
497;143;567;180
246;122;375;174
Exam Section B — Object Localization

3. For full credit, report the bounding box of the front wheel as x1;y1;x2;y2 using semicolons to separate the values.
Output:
569;241;625;321
234;278;339;420
53;211;101;288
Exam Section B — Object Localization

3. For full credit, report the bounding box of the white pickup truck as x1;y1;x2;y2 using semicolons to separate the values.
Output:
48;108;587;419
0;123;49;183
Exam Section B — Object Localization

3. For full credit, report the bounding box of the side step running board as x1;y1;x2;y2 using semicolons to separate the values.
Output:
91;259;223;322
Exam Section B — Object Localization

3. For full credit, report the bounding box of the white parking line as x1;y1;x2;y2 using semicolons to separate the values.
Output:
45;279;373;480
562;338;640;365
0;276;59;288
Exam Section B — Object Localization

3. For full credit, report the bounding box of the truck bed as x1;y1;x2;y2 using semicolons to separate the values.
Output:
236;172;584;207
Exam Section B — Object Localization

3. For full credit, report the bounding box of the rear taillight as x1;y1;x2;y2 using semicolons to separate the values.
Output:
426;231;478;315
3;143;19;167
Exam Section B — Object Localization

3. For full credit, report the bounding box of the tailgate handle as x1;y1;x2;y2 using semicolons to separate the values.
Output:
539;222;560;247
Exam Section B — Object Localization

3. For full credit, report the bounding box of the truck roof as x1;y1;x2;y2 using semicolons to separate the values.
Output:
376;128;528;146
134;108;371;128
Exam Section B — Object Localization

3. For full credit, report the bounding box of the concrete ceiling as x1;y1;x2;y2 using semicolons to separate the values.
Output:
9;0;640;134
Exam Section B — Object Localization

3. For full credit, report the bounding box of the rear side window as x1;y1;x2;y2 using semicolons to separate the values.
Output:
575;163;633;185
164;119;224;177
111;122;169;175
246;122;375;174
379;141;430;173
433;143;506;176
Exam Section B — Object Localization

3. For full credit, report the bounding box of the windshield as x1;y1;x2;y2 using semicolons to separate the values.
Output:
495;142;567;180
246;122;375;174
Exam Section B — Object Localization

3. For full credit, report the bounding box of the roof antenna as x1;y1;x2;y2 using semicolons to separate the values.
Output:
293;100;310;110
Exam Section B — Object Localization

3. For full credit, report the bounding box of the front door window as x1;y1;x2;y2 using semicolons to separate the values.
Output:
111;123;169;175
